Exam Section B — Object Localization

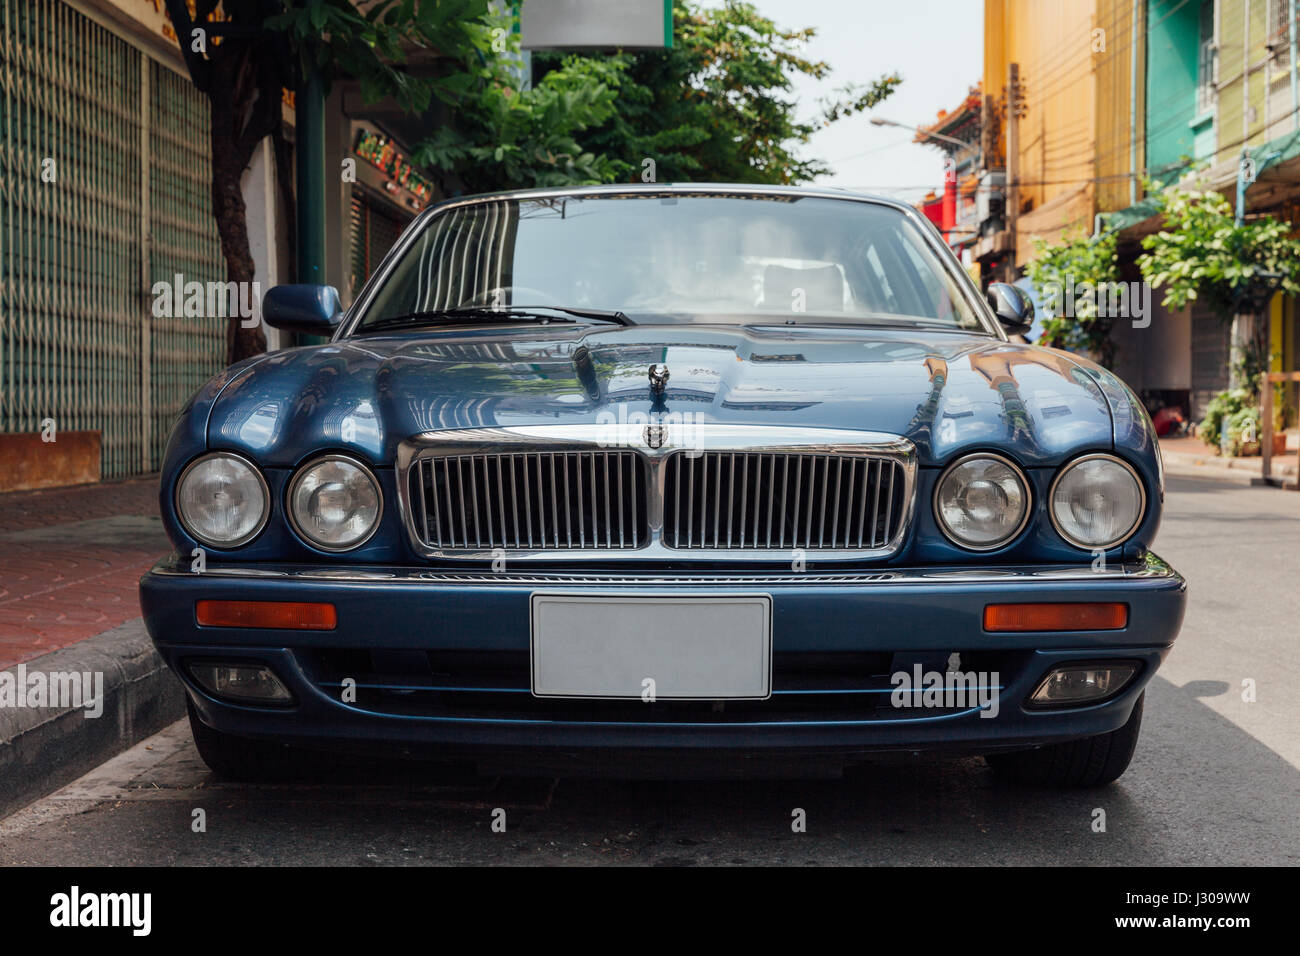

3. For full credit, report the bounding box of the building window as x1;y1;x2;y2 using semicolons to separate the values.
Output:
1271;0;1298;70
1197;0;1216;113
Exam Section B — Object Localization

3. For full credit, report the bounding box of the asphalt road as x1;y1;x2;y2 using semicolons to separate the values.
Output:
2;475;1297;866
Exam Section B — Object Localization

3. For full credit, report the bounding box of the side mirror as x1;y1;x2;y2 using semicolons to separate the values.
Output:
986;282;1034;336
262;284;343;336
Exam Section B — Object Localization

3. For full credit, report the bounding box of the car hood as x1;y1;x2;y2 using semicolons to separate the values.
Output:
205;324;1117;468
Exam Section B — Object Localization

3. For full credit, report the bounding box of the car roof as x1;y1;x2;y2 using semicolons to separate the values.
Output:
424;182;916;216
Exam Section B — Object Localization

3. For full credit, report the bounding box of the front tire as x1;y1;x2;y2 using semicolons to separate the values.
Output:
985;692;1144;787
186;698;316;781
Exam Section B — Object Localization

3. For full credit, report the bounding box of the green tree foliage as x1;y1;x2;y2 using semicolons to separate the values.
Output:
1024;231;1121;366
168;0;501;363
270;0;494;112
170;0;900;362
531;0;902;186
414;52;625;191
1137;181;1300;400
1136;182;1300;315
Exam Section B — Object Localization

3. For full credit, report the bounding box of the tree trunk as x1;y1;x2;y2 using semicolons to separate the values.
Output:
1229;311;1269;395
209;77;267;366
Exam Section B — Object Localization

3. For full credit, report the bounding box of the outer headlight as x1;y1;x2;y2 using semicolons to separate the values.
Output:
176;453;270;548
288;455;383;551
1050;454;1145;549
934;453;1031;550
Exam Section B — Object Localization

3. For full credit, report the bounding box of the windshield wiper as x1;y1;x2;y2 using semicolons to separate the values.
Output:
511;304;634;326
358;305;633;334
758;315;981;332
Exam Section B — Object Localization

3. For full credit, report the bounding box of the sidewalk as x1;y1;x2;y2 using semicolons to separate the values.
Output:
1159;434;1299;485
0;444;1284;663
0;477;185;817
0;477;167;669
0;444;1281;664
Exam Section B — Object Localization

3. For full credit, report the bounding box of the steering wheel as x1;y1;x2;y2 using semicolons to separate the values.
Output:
459;286;563;309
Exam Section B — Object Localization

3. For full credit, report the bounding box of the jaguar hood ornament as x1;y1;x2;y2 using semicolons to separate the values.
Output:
648;363;670;394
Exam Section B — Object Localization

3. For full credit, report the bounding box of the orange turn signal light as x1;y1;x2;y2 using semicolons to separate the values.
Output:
983;602;1128;632
196;600;337;630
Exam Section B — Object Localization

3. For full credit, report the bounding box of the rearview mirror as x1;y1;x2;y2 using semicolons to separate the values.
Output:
986;282;1034;336
262;284;343;336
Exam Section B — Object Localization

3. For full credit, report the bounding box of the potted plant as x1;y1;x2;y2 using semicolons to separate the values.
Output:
1272;393;1295;456
1227;405;1262;456
1201;388;1253;456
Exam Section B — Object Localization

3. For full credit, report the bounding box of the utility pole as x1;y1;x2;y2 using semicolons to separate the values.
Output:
1236;150;1255;227
1291;0;1298;131
1005;62;1023;282
1129;0;1140;205
296;0;326;289
981;93;996;165
291;0;327;346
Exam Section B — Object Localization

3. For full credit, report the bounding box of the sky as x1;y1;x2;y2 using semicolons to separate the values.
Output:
704;0;985;200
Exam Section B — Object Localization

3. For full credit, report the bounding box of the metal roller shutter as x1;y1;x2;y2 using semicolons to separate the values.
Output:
349;186;409;300
0;0;225;479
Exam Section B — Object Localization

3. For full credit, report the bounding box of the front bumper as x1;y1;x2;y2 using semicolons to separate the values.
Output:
139;553;1186;762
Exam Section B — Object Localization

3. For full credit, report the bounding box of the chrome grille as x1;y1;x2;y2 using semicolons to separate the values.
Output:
662;452;905;550
398;425;918;560
411;451;648;550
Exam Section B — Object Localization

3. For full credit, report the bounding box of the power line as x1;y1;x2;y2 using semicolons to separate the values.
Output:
1043;4;1254;172
1007;0;1235;177
827;136;915;164
838;6;1294;205
1017;0;1201;106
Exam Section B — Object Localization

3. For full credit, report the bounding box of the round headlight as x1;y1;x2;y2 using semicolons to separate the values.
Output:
934;453;1031;550
1050;454;1145;549
176;453;269;548
288;455;382;551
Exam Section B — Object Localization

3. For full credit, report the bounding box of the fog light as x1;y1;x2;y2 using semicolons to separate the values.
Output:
1027;663;1138;708
188;662;294;704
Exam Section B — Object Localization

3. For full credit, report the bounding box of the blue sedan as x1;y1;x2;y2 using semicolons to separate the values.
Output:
139;184;1185;786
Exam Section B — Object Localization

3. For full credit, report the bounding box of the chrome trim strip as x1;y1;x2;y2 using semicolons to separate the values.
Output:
148;551;1183;586
393;424;919;563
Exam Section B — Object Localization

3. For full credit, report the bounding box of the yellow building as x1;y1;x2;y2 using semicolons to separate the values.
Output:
981;0;1144;268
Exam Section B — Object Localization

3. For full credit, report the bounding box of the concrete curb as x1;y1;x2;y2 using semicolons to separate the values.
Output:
1162;461;1260;485
1160;450;1296;486
0;618;185;819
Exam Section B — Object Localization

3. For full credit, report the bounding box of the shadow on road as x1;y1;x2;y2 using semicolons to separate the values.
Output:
2;674;1296;866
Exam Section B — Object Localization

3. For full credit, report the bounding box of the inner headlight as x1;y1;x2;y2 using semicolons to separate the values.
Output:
1050;454;1145;549
288;455;382;551
934;453;1030;550
176;453;269;548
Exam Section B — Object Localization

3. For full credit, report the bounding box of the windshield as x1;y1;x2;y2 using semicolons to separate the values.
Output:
355;193;986;332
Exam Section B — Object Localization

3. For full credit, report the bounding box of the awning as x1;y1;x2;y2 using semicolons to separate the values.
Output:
1103;128;1300;236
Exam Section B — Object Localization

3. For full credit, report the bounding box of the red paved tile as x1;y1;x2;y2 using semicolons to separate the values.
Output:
0;478;159;532
0;623;45;645
0;477;166;669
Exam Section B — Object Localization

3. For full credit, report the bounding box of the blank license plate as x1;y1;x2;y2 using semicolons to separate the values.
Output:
530;593;772;700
